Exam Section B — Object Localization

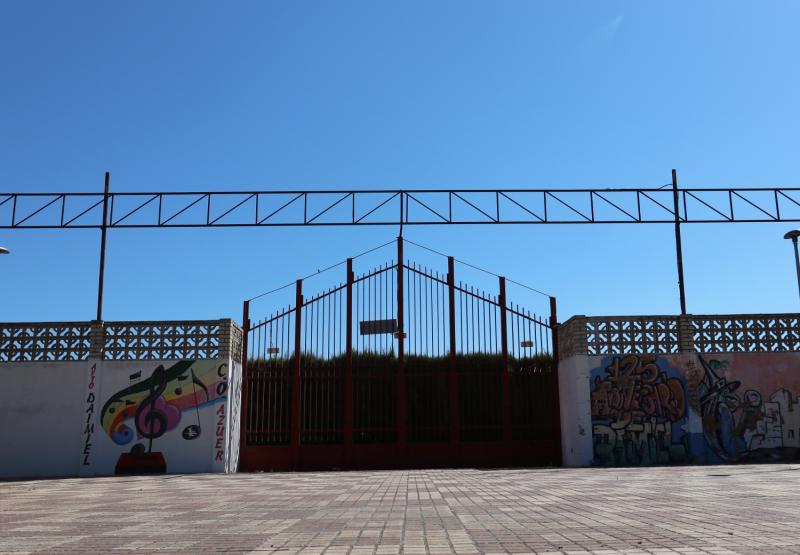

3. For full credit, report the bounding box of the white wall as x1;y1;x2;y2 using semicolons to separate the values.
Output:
558;354;598;467
0;361;88;478
0;357;240;479
224;361;242;473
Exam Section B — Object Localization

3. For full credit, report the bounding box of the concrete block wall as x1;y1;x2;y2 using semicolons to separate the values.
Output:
0;319;243;479
557;313;800;467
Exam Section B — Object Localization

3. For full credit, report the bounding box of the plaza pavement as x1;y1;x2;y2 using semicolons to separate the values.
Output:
0;464;799;555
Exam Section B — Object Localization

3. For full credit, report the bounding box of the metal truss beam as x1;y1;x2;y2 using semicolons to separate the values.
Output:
2;188;800;229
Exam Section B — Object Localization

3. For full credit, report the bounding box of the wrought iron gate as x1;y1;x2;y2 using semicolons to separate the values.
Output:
240;238;561;470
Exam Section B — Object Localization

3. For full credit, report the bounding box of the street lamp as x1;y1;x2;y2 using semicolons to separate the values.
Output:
0;247;9;255
783;230;800;299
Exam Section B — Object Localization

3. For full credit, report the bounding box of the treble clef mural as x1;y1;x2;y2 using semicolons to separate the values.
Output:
136;364;169;451
98;360;227;475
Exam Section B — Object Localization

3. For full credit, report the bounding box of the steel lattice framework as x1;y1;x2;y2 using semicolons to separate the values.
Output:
3;187;800;228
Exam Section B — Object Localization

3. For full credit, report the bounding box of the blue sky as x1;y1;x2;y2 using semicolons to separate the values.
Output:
1;1;799;324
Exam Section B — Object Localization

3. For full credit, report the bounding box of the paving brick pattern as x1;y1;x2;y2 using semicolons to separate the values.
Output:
1;465;799;554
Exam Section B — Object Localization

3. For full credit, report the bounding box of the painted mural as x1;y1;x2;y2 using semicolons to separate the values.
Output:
80;359;232;476
590;352;800;466
591;354;689;465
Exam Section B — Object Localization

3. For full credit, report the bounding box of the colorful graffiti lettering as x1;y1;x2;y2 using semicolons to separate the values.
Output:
590;353;800;466
591;355;688;465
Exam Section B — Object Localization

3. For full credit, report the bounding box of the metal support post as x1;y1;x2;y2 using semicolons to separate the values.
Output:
499;276;512;443
344;258;354;464
672;169;687;315
96;172;110;321
447;256;459;447
396;236;407;449
291;279;303;467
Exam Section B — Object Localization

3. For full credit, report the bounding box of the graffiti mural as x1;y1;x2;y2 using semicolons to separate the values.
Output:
78;359;231;476
698;355;800;462
591;354;688;465
589;352;800;466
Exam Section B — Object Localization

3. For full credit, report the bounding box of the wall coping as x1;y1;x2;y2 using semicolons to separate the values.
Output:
558;313;800;359
0;319;243;362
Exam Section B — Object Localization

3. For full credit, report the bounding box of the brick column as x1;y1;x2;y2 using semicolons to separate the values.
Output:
218;318;240;362
678;314;695;353
557;315;588;359
89;320;105;360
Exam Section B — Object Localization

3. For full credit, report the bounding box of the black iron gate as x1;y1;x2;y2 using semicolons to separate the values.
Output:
240;238;560;470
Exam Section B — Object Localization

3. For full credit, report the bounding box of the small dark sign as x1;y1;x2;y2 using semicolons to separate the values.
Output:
359;319;398;336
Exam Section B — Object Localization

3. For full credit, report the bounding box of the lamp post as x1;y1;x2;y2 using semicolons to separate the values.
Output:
783;230;800;300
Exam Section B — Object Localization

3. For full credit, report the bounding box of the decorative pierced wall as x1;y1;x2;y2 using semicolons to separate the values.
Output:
0;319;242;361
103;321;221;360
693;314;800;353
584;316;680;356
560;313;800;358
0;323;92;361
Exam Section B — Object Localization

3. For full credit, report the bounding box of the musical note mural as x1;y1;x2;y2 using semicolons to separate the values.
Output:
78;359;237;476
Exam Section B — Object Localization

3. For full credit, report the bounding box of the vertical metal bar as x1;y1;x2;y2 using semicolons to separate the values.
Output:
96;172;110;321
550;296;562;465
543;191;548;222
400;192;404;228
449;192;452;222
636;191;642;222
292;279;303;467
729;190;734;220
345;259;354;463
672;169;688;315
396;236;407;450
792;238;800;301
499;277;512;443
258;320;269;443
459;282;464;354
448;257;458;446
241;300;250;447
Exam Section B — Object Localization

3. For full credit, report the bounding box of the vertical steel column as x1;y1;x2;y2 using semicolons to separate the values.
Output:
396;236;407;449
791;237;800;300
549;296;563;465
292;279;303;467
498;276;512;443
672;169;687;315
447;256;459;447
241;300;250;447
344;258;354;465
96;172;110;321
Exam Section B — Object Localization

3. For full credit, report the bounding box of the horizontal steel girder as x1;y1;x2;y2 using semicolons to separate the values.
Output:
2;188;800;228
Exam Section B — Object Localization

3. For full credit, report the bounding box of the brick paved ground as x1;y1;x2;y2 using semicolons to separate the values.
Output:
1;464;799;554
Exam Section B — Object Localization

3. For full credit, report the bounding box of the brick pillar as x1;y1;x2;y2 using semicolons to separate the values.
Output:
678;314;695;353
89;320;105;360
557;315;588;359
218;318;239;361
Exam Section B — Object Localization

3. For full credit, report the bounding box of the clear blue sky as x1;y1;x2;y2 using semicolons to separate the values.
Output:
2;1;799;324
